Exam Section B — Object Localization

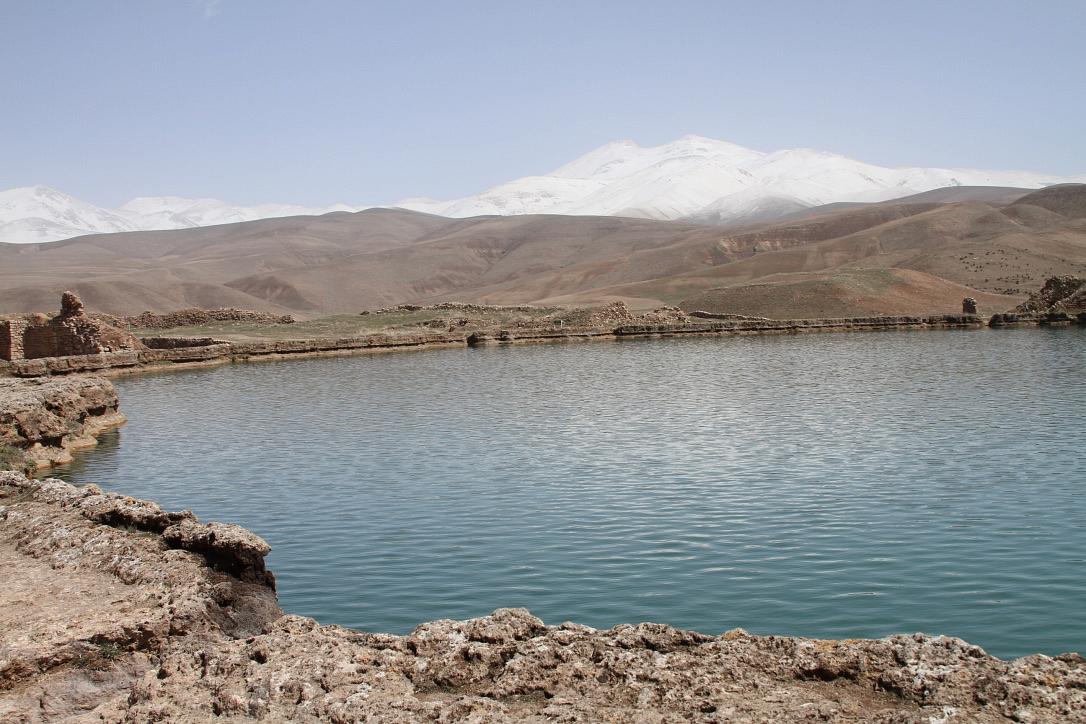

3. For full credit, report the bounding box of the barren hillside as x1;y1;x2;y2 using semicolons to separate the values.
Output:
1;185;1083;319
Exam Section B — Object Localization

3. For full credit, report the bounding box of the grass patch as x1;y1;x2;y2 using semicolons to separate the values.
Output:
0;444;34;475
130;307;563;343
72;642;124;671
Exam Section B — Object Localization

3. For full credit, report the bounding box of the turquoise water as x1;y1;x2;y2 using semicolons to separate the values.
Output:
52;328;1086;659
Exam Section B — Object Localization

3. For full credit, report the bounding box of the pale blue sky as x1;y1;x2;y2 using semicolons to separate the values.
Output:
2;0;1083;207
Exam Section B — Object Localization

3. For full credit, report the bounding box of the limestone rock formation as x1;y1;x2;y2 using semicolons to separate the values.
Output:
0;375;124;469
161;519;275;587
1;472;1084;722
0;472;280;722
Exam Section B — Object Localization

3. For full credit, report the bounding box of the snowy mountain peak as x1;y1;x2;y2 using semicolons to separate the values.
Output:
0;185;140;243
4;135;1085;243
0;188;366;244
399;136;1086;221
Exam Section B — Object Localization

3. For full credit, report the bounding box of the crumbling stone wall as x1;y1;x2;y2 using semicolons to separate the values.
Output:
24;317;103;358
1015;276;1086;314
22;322;60;359
0;319;29;361
113;308;295;329
1;292;142;360
140;337;223;349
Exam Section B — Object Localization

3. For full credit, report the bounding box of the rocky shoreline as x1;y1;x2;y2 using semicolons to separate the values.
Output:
2;471;1084;722
0;376;124;471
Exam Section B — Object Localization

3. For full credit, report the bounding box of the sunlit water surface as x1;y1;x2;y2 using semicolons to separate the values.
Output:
51;328;1086;659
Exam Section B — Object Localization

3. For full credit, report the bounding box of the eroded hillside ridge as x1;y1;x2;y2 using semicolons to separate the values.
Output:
1;471;1084;721
0;374;124;471
3;185;1085;318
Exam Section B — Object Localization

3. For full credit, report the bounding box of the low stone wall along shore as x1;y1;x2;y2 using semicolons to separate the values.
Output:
3;311;1082;379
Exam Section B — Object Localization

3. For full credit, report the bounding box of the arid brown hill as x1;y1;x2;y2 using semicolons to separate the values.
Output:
1;185;1084;319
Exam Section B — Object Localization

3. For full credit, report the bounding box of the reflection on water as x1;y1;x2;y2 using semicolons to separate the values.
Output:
57;428;122;479
50;327;1086;659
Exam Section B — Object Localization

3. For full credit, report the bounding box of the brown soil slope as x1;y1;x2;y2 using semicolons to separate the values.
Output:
0;208;458;314
679;268;1021;319
0;212;728;315
548;186;1086;314
1;185;1084;318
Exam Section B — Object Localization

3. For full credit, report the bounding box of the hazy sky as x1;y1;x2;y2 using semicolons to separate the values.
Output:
2;0;1084;207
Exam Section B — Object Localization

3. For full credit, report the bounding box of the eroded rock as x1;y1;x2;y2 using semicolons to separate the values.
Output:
0;375;125;469
162;519;274;587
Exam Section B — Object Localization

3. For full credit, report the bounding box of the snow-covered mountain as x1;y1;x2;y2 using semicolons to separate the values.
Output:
397;135;1086;221
115;196;358;231
0;186;141;244
3;136;1084;243
0;186;360;244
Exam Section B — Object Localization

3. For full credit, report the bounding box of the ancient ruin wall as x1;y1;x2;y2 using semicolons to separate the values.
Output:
1;292;142;361
0;320;28;362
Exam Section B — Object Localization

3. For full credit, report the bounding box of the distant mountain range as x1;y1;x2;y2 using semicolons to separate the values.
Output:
2;184;1084;320
397;136;1086;222
0;186;354;245
3;136;1084;244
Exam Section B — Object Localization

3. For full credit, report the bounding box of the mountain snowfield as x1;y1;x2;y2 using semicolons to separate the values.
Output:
399;136;1085;220
0;186;357;244
3;135;1083;243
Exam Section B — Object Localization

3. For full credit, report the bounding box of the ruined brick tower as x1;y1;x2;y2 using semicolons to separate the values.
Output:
0;292;141;361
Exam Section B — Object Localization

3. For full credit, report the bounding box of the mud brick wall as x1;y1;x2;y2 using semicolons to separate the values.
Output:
23;318;109;358
22;323;61;358
0;320;29;361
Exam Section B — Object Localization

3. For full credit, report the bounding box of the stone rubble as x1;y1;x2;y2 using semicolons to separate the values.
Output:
1014;276;1086;314
104;308;296;330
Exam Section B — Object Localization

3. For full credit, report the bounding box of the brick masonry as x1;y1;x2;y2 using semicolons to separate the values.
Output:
0;293;141;361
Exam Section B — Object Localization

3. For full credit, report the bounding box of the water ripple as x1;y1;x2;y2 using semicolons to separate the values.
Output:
50;327;1086;659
